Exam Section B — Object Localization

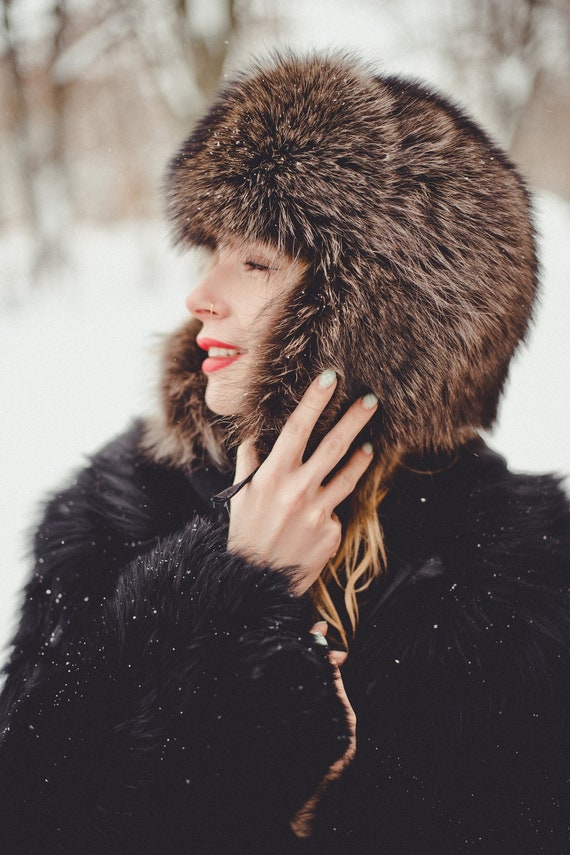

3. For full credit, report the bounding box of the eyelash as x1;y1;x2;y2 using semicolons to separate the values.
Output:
245;260;276;273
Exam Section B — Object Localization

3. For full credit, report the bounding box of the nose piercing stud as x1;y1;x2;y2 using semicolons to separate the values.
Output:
210;302;214;315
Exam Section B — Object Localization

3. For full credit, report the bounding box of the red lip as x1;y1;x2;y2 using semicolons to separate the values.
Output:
196;337;243;374
196;337;240;351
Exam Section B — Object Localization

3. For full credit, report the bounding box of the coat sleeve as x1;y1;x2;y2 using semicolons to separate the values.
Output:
0;438;350;854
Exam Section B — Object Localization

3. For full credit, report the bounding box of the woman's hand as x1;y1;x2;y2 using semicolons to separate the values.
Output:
227;370;377;593
290;621;357;840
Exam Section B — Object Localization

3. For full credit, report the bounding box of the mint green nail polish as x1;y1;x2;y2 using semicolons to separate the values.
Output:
362;393;378;410
361;442;373;455
318;369;337;389
311;631;329;648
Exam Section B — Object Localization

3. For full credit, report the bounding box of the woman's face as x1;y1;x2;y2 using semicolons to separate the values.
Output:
185;241;303;416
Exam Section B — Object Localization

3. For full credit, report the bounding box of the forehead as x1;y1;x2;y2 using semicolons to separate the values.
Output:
218;239;288;262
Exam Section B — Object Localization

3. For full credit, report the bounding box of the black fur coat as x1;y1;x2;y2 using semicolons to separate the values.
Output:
0;423;568;854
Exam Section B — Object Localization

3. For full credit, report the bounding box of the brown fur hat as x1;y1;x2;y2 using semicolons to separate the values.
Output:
144;52;538;470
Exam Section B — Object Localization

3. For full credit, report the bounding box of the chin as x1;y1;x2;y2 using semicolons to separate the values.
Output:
204;385;239;417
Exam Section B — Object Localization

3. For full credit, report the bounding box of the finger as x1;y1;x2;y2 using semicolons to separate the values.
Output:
329;661;357;738
303;394;377;486
234;438;260;484
310;621;329;637
309;620;329;648
269;370;338;468
322;442;374;509
328;649;347;668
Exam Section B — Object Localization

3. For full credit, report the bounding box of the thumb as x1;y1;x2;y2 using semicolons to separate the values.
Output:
234;437;260;484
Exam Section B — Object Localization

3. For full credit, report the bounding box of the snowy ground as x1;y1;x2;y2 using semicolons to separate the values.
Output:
1;193;569;662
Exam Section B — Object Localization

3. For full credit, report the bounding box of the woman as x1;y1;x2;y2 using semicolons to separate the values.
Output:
1;54;568;854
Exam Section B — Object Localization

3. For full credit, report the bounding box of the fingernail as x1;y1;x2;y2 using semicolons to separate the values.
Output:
361;442;373;455
361;393;378;410
311;631;329;648
318;369;337;389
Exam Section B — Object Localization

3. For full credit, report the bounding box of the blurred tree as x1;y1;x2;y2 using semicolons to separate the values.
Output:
2;0;36;229
441;0;570;145
0;0;257;294
1;0;72;285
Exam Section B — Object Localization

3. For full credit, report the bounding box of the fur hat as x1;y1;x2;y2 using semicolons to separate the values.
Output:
144;53;538;470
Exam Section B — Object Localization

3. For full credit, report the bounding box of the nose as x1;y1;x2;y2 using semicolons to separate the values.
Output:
185;262;230;319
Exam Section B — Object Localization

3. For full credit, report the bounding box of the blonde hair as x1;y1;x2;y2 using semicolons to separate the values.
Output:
312;458;398;649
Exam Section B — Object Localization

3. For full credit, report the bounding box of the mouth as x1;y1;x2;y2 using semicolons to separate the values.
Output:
196;337;243;374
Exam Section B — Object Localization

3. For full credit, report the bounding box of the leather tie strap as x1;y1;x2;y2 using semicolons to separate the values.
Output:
210;466;260;515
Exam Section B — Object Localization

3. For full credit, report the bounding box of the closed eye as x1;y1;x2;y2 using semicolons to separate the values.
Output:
245;260;276;272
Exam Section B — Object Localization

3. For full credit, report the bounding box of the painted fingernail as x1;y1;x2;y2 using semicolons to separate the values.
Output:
311;631;329;648
312;621;328;634
318;369;337;389
361;393;378;410
361;442;373;455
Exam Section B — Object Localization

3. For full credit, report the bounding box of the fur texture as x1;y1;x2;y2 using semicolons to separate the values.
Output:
150;53;538;469
0;426;347;853
2;53;565;855
1;425;568;852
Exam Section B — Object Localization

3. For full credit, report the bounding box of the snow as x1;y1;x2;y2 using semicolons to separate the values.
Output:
1;193;568;662
0;222;193;657
485;193;570;476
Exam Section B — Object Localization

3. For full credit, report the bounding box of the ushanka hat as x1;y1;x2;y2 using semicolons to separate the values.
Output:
145;53;538;470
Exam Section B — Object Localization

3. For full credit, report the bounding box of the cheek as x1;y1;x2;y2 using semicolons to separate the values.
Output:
242;273;295;335
241;302;275;337
243;297;286;346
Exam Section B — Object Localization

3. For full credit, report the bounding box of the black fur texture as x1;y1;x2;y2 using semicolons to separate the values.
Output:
1;424;568;853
